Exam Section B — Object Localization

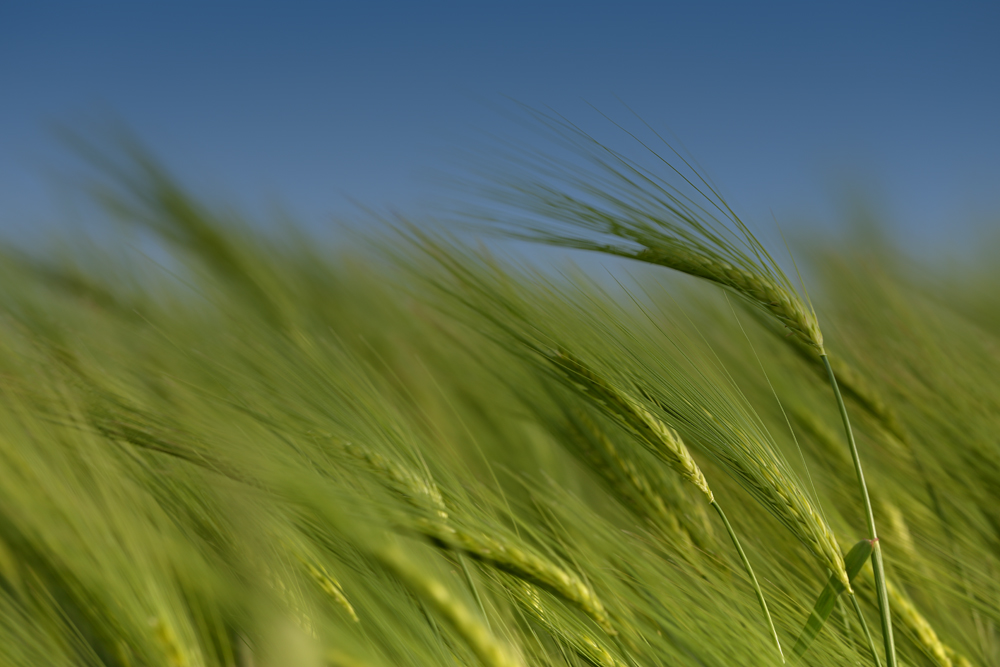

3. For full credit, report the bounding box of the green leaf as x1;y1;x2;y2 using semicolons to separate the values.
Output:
792;539;874;659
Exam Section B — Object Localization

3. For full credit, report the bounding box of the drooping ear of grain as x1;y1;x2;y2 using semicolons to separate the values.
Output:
543;349;714;501
631;246;824;351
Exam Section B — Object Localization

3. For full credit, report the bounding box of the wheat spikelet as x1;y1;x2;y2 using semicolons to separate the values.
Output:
851;566;972;667
703;409;849;589
945;647;975;667
545;349;713;500
541;349;787;655
548;348;847;587
479;111;825;352
326;650;379;667
882;503;917;565
297;555;359;622
150;617;190;667
566;409;712;551
632;246;824;351
341;441;448;520
886;580;963;667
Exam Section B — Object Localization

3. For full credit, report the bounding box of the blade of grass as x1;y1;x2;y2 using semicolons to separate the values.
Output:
792;539;872;659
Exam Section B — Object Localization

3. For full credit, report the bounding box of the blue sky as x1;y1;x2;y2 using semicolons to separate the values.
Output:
2;3;998;255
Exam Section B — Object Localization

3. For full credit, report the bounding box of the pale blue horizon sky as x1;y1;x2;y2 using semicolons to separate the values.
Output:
2;2;999;258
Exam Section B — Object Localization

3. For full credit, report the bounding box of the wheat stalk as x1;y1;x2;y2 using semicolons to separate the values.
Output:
764;312;908;444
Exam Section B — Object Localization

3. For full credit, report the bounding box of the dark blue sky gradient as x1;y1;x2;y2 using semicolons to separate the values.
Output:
3;3;998;254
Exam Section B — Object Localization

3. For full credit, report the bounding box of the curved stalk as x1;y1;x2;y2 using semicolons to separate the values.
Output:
850;593;882;667
711;500;784;663
822;354;895;667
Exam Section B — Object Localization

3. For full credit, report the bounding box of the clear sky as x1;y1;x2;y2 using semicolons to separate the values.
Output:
2;2;998;255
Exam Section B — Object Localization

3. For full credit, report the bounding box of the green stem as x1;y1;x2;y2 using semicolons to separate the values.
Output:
821;354;895;667
712;500;784;663
849;593;882;667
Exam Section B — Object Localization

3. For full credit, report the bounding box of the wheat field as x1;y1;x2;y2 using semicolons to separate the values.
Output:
0;126;997;667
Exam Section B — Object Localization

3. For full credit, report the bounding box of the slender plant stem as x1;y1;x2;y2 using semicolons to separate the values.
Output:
821;354;896;667
849;593;882;667
711;500;784;663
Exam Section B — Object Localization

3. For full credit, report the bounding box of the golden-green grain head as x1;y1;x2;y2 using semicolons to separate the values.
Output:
634;247;824;352
706;412;849;589
545;350;715;502
415;518;615;635
301;558;359;623
567;410;713;550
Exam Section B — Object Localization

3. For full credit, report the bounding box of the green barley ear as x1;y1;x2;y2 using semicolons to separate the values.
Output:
474;109;825;352
542;349;713;501
884;579;966;667
561;407;714;552
374;544;525;667
296;555;359;623
629;246;824;352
